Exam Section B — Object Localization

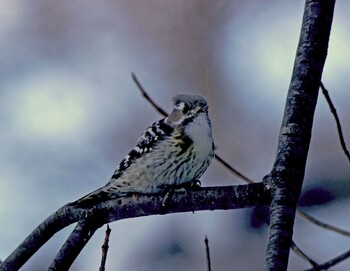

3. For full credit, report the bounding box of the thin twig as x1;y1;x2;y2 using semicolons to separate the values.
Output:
291;240;318;267
215;154;254;184
320;82;350;163
204;236;211;271
99;225;111;271
296;208;350;237
132;73;168;116
304;249;350;271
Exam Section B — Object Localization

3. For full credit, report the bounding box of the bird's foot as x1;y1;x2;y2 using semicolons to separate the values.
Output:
162;180;201;207
162;187;188;207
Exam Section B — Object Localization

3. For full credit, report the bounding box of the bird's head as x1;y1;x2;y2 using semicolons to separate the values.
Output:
165;94;211;132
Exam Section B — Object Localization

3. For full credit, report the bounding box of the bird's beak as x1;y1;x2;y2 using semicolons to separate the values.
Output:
200;105;208;113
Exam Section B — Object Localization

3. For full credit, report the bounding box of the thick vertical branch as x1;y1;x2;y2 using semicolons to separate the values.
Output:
264;0;335;270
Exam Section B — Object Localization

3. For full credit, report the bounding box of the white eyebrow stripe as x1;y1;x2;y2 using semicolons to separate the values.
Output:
175;101;186;110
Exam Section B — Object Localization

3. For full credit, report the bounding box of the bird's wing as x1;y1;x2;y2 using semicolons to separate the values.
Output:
111;118;174;179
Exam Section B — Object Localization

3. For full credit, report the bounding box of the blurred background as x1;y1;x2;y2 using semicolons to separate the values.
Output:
0;0;349;270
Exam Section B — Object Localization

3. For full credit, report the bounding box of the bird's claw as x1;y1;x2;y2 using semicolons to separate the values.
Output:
162;187;188;207
161;180;201;207
190;179;201;189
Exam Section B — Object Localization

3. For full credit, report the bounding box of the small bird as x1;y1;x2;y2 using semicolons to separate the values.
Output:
70;94;214;207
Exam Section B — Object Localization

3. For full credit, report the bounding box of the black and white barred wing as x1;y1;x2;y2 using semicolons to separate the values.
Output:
111;118;174;179
69;118;173;207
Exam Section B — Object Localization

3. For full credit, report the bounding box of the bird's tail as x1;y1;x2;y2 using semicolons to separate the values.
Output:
68;184;124;208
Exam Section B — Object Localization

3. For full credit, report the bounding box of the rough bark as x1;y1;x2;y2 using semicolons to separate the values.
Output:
263;0;335;270
0;183;269;271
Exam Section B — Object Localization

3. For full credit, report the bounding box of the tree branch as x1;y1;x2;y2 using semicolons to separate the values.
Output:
291;240;318;268
204;236;211;271
0;206;84;271
304;249;350;271
0;184;269;270
48;217;102;271
131;72;168;116
320;82;350;163
99;225;111;271
264;0;335;270
296;208;350;237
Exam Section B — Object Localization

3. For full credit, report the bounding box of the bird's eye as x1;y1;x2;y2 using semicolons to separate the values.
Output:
182;107;189;114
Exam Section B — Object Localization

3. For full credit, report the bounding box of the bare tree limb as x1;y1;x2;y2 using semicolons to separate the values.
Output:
48;216;102;271
99;225;111;271
0;184;269;271
0;206;84;271
320;82;350;163
131;72;168;116
215;154;255;184
291;240;318;268
304;249;350;271
263;0;335;270
204;236;211;271
296;208;350;237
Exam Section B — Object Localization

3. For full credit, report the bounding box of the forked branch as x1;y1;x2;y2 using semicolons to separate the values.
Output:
0;184;269;271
